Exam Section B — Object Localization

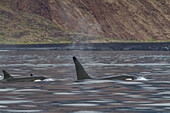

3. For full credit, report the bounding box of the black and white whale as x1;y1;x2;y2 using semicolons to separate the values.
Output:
73;56;137;81
1;70;46;83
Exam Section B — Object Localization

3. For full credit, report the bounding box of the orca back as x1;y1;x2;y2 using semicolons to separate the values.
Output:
73;56;92;80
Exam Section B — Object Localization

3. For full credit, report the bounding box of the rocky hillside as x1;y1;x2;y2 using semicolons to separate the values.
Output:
16;0;170;41
0;0;169;43
0;0;105;44
0;0;69;44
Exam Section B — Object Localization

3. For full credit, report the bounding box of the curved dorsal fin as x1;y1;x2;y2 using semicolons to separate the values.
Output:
2;70;13;79
73;56;92;80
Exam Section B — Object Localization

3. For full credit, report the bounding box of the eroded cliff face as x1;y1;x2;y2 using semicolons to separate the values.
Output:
16;0;170;41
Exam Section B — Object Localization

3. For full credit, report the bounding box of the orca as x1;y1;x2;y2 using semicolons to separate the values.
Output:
73;56;136;81
1;70;46;83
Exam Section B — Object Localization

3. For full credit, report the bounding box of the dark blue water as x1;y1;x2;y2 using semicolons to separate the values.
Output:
0;50;170;113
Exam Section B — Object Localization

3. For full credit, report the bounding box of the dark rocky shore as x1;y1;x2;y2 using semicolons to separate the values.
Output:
0;42;170;51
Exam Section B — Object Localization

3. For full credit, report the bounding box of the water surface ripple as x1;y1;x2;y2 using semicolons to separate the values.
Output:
0;51;170;112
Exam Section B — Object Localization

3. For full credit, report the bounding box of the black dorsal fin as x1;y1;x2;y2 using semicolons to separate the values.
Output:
73;56;92;80
2;70;13;79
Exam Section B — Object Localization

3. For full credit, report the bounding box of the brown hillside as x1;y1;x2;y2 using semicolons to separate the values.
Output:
16;0;170;41
0;0;169;42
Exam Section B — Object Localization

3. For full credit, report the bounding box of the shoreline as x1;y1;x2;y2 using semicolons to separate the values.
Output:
0;42;170;51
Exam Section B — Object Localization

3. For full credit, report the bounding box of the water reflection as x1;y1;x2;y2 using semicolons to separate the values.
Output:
0;100;33;104
0;51;170;112
1;109;43;113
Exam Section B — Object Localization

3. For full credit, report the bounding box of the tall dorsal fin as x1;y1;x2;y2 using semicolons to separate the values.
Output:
73;56;92;80
2;70;13;79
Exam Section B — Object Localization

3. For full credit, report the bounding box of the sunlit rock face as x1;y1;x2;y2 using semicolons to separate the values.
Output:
16;0;170;41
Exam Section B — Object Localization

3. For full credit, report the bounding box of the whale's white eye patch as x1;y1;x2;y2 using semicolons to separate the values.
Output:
34;79;42;82
125;78;133;81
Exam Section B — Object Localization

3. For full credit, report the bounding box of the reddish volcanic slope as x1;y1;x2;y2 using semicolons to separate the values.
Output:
8;0;170;41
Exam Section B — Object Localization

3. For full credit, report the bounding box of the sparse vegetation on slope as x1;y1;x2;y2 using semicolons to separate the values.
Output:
0;4;70;44
16;0;170;42
0;0;169;44
0;2;110;44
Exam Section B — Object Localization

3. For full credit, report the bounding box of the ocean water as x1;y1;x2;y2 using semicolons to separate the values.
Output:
0;50;170;113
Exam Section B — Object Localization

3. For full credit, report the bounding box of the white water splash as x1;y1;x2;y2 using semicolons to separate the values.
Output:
136;76;148;81
43;78;56;81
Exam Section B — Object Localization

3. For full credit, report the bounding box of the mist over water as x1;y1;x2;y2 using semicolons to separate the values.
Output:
0;50;170;112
